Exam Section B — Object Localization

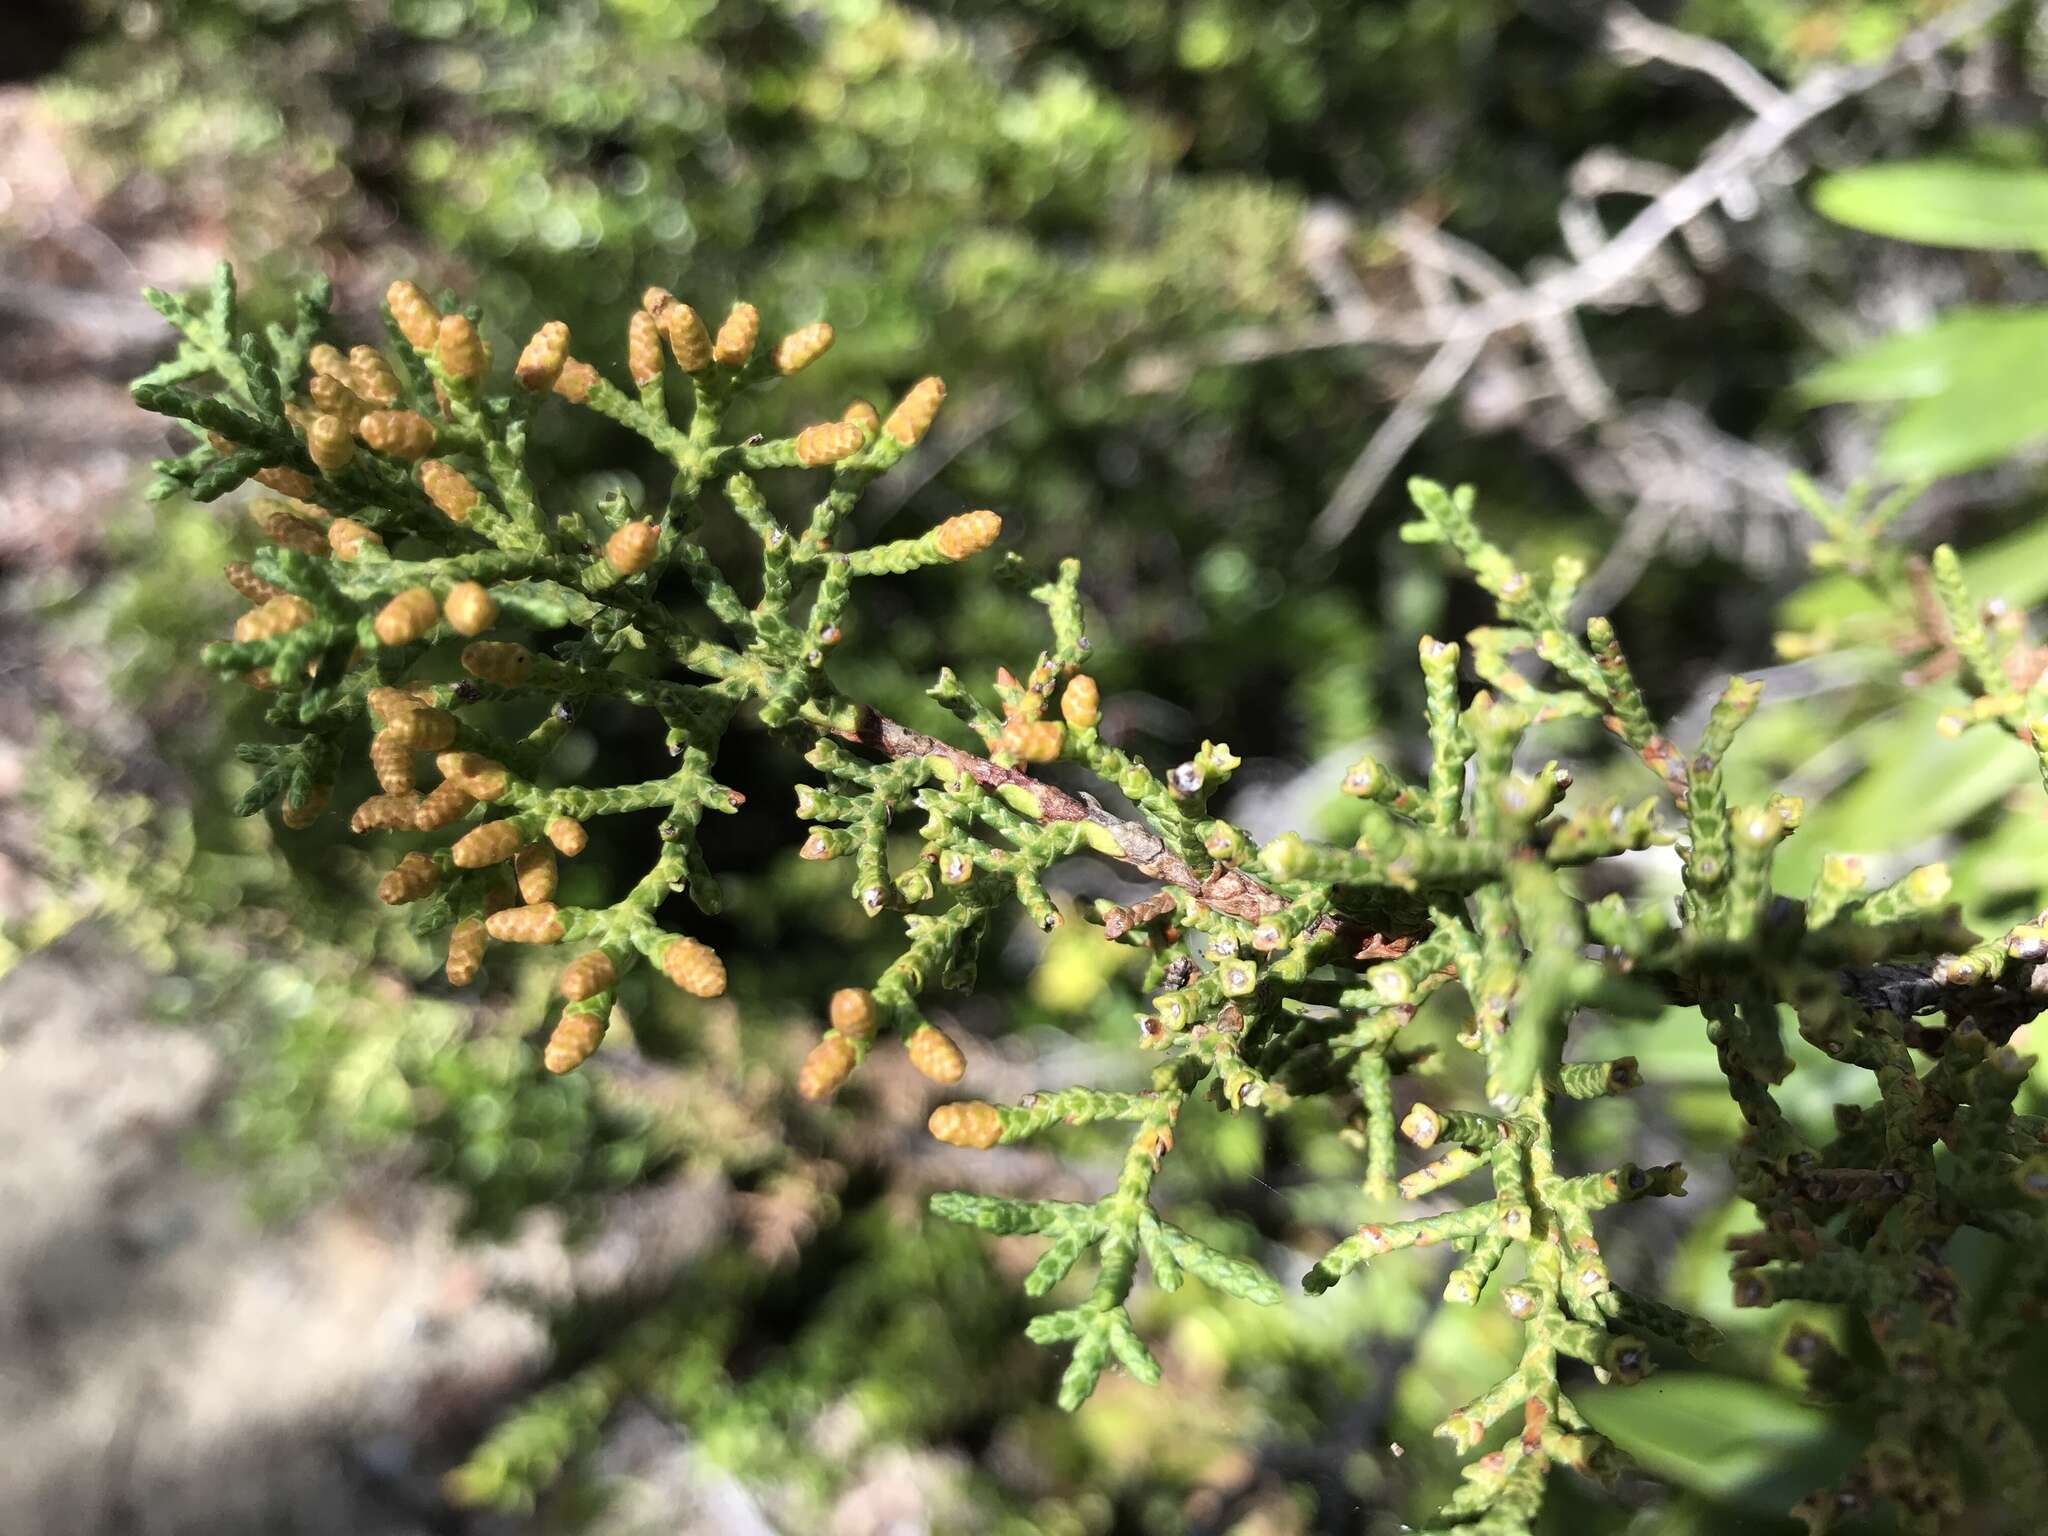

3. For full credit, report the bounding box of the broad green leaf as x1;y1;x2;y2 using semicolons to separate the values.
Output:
1797;309;2048;404
1931;516;2048;606
1881;371;2048;478
1576;1374;1860;1513
1777;699;2032;883
1813;161;2048;249
1627;1492;1797;1536
1773;572;1886;630
1779;513;2048;630
1949;804;2048;925
1797;308;2048;477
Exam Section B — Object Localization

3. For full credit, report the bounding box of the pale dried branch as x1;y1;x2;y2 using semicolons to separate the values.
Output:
1282;0;2018;551
1605;2;1790;116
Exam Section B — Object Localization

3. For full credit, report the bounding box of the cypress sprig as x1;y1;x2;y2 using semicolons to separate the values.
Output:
136;275;2048;1535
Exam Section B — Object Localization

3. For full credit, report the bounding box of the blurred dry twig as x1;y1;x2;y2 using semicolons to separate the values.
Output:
1128;0;2022;562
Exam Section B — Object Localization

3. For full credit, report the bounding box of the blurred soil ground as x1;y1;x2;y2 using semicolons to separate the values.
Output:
0;89;547;1535
0;948;541;1536
0;83;520;1534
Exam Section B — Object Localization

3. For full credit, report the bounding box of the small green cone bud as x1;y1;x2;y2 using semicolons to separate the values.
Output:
1341;757;1385;798
1732;804;1784;848
1060;674;1100;728
1216;959;1259;997
1401;1103;1444;1149
1203;822;1248;861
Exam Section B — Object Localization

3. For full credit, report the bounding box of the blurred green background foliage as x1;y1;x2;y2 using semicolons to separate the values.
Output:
6;0;2048;1531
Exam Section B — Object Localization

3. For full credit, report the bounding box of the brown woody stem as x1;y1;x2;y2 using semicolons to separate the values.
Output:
834;706;1415;959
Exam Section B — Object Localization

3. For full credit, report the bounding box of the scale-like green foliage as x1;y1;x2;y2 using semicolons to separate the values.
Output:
128;267;2048;1535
